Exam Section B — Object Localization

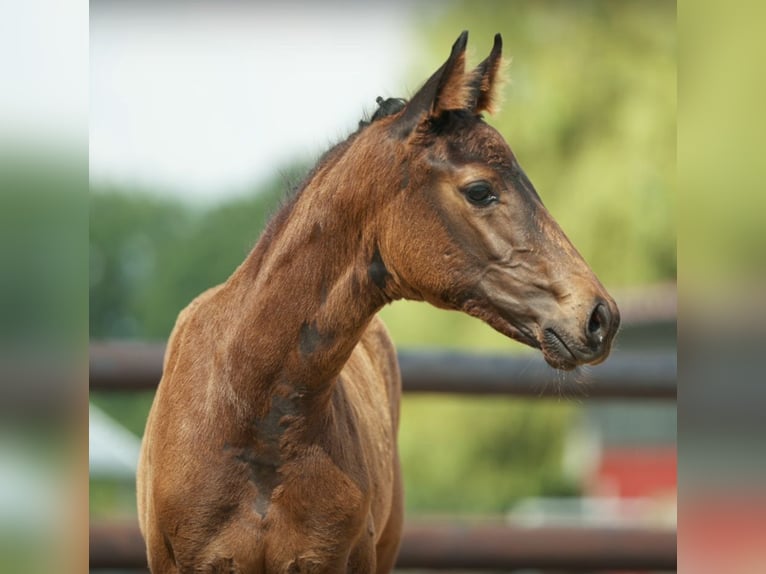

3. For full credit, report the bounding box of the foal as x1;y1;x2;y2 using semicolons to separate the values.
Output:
137;32;619;573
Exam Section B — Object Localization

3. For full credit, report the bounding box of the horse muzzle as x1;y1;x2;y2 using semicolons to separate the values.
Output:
540;297;620;370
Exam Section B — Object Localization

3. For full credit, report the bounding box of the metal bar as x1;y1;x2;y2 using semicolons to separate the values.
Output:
397;349;676;399
90;521;148;570
90;341;165;393
89;342;676;399
89;520;676;571
397;521;677;571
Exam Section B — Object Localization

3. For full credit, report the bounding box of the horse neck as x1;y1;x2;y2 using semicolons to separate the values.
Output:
219;136;398;410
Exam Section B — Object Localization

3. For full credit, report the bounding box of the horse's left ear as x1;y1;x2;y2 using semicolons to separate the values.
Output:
395;31;478;135
471;33;505;114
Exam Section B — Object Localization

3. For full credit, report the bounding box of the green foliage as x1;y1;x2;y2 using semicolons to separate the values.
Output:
380;301;532;354
1;159;86;347
89;478;139;521
400;397;578;513
90;172;299;339
90;191;190;338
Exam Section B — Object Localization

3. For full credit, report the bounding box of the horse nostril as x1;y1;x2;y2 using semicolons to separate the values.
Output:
587;302;610;344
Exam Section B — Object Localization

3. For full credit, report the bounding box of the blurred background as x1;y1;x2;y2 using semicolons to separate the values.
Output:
89;1;676;572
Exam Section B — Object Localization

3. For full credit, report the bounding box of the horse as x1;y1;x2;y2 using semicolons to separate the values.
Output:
137;31;620;573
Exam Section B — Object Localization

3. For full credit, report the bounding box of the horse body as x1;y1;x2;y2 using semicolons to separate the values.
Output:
138;32;620;573
138;295;402;572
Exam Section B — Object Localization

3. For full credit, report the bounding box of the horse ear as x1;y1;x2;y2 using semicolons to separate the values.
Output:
471;33;505;114
395;31;477;133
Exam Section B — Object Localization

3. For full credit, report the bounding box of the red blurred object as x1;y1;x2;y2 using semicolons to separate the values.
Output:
591;446;677;498
680;494;766;574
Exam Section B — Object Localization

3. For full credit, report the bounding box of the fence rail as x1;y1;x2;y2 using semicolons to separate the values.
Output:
90;520;677;572
90;342;676;399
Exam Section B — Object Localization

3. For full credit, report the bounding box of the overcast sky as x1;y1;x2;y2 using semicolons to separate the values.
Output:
90;3;417;202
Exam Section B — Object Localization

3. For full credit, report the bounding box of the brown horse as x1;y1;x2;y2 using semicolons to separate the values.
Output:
137;32;619;573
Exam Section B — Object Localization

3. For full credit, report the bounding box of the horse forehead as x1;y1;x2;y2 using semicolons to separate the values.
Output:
442;121;515;168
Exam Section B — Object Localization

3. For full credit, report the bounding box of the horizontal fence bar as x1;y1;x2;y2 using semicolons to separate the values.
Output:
89;520;676;571
398;521;677;571
89;342;676;399
90;521;146;570
398;349;676;399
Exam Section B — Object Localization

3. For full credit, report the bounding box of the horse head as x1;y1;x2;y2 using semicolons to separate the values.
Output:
368;31;619;370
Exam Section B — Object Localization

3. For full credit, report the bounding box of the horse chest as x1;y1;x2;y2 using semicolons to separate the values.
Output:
228;441;377;573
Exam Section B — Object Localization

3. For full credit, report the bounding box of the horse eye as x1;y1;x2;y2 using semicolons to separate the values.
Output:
463;182;497;207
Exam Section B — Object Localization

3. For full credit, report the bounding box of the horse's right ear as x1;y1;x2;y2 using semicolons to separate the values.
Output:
394;31;476;135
